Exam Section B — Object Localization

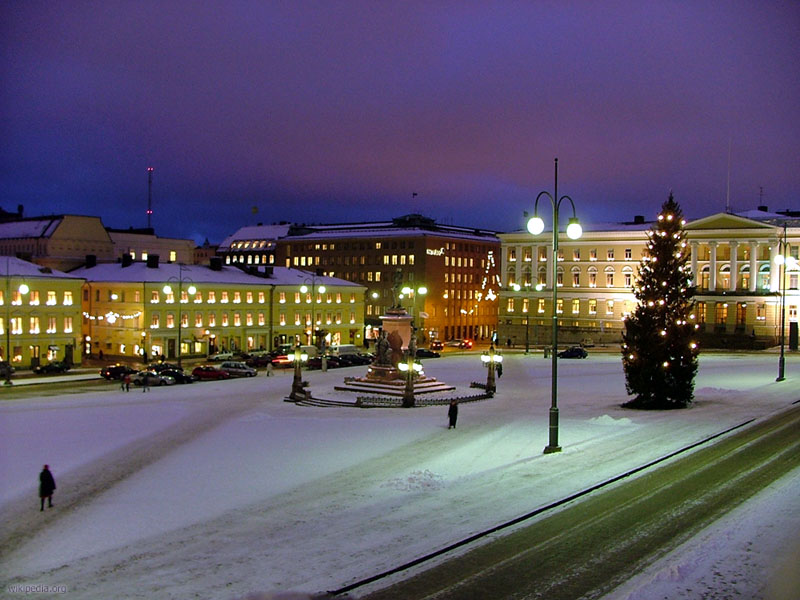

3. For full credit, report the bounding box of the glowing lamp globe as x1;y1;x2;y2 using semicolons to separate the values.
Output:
566;218;582;240
527;216;545;235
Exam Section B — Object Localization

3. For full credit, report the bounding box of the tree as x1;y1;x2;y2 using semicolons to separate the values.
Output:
621;193;699;409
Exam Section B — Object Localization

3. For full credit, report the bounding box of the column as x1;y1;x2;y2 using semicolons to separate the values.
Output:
709;242;718;292
770;242;780;292
749;242;758;292
729;241;738;292
514;244;523;286
690;242;699;288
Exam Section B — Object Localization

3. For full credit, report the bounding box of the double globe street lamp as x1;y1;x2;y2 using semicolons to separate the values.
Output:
162;265;195;367
527;158;582;454
774;223;798;382
481;343;503;395
4;257;29;385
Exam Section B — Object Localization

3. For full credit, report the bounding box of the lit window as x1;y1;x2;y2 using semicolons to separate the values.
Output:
246;291;253;303
64;317;73;333
195;313;203;327
166;314;175;328
221;291;229;303
279;312;286;326
222;313;229;326
208;291;216;303
258;312;265;326
208;313;216;327
151;290;160;303
572;299;580;314
233;291;241;304
246;313;253;326
47;316;57;333
589;299;597;315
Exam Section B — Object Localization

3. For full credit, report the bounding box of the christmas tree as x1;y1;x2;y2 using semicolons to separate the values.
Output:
621;193;699;409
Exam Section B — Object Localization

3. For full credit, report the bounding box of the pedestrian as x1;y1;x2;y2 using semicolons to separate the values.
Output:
448;399;458;429
506;338;512;348
266;362;274;377
39;464;56;511
124;373;131;392
496;362;503;378
142;372;150;392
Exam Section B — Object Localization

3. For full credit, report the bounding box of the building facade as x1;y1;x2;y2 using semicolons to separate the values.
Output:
71;258;366;362
1;257;84;368
271;215;500;345
498;209;799;350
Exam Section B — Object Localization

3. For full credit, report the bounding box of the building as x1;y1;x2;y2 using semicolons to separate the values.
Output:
70;256;366;362
264;214;500;345
107;227;196;265
498;208;800;350
218;223;292;267
1;257;85;368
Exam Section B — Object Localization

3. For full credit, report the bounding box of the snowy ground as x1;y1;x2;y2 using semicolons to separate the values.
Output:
1;351;798;599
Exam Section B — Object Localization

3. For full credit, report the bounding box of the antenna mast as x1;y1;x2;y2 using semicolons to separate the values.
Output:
147;167;154;229
725;136;732;213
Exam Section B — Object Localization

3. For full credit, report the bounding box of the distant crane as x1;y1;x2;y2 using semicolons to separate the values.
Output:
147;166;154;229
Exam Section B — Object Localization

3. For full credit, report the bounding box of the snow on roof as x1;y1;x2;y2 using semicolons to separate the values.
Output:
0;217;63;239
218;224;293;251
287;227;499;243
70;262;364;288
0;256;84;279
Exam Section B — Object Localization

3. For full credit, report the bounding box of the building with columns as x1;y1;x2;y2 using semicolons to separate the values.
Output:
497;208;799;350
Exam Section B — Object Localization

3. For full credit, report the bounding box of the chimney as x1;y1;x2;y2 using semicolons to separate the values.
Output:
263;266;273;278
85;254;97;268
210;257;223;271
758;205;769;212
121;254;133;267
146;254;160;269
633;215;645;224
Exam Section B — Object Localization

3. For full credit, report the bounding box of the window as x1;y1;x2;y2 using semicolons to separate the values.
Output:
246;312;253;326
279;312;286;326
573;249;580;261
522;298;529;313
208;313;216;327
233;313;241;326
165;289;175;303
589;249;597;261
233;291;241;303
625;248;632;260
151;290;160;303
181;313;189;328
606;300;615;315
507;298;515;313
221;291;229;303
134;291;141;303
258;291;265;303
64;316;73;333
166;313;175;328
195;313;203;327
180;289;189;303
151;314;160;328
607;248;615;261
572;269;580;287
623;267;633;288
605;267;615;287
47;291;58;305
572;299;580;314
11;317;23;334
29;316;40;334
28;290;40;305
207;291;216;303
169;251;177;262
556;299;563;314
588;299;597;315
508;248;517;262
47;316;57;333
258;312;265;326
222;313;229;327
538;298;546;313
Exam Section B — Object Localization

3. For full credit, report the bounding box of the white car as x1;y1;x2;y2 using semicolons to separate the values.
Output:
133;370;176;386
208;351;234;361
218;361;257;377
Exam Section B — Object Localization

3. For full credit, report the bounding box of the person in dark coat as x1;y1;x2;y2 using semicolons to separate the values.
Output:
447;400;458;429
39;464;56;511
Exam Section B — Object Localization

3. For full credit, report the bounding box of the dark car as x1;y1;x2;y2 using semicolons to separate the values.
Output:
159;368;197;384
100;364;137;380
306;356;340;370
430;340;444;351
415;349;441;358
149;362;181;373
558;346;588;359
269;355;295;368
246;355;273;368
192;365;232;380
33;361;71;374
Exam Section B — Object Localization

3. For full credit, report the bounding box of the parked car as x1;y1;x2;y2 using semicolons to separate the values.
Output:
306;356;340;370
149;362;181;373
336;353;372;367
415;349;441;358
558;346;588;359
192;365;232;380
132;370;176;386
218;361;257;377
430;340;444;351
269;355;295;368
100;364;137;380
207;351;234;361
33;361;71;374
159;368;197;384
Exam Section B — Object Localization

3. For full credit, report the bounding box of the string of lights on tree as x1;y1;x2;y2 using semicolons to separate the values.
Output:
621;193;699;409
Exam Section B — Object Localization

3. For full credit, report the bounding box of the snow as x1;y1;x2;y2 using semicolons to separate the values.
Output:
1;352;798;599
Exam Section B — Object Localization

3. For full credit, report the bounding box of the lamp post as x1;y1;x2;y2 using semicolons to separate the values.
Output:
398;352;422;408
527;158;582;454
140;331;148;364
300;275;326;350
401;285;427;346
4;257;29;385
481;342;503;394
774;223;797;381
290;343;309;400
162;264;196;367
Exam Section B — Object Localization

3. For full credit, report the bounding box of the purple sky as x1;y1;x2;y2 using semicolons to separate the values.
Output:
2;1;798;244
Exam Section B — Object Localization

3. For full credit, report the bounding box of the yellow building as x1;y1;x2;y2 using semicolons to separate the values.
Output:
0;257;84;369
71;257;367;362
498;209;799;349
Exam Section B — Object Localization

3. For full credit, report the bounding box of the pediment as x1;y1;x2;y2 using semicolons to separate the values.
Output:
685;213;776;231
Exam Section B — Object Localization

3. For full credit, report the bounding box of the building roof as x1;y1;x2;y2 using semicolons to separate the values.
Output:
218;224;293;252
70;262;364;288
1;256;84;279
0;217;63;239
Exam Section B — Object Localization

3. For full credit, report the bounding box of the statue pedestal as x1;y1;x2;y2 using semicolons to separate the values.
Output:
381;310;414;350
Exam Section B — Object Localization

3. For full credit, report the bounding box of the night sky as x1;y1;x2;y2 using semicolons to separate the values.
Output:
2;1;798;244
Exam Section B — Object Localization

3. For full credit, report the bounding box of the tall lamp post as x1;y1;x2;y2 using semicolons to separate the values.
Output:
401;285;427;346
481;343;503;394
290;343;309;400
4;258;29;385
162;265;196;367
300;275;326;349
527;158;582;454
774;223;797;381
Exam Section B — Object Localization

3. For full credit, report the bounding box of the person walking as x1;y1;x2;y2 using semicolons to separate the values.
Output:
39;464;56;511
142;372;150;392
124;373;131;391
266;362;274;377
448;399;458;429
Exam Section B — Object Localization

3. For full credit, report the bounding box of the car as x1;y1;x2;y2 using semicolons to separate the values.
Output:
0;361;14;377
246;355;274;368
149;362;181;373
33;361;71;374
192;365;232;380
207;351;234;361
445;339;473;349
159;368;197;384
306;356;340;370
218;361;257;377
558;346;588;359
335;353;371;367
100;364;137;380
430;340;444;351
132;370;176;386
415;349;441;358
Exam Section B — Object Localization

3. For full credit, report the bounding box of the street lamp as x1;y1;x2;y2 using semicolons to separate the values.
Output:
140;331;147;364
4;257;29;385
401;285;427;346
398;353;423;408
300;275;326;350
512;283;531;353
162;264;196;367
290;343;309;400
774;223;797;382
481;343;503;394
528;158;582;454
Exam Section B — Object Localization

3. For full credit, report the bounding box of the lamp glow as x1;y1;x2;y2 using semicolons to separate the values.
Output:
566;218;582;240
527;216;545;235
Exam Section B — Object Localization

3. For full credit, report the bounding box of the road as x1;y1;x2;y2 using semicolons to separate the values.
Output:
357;404;800;600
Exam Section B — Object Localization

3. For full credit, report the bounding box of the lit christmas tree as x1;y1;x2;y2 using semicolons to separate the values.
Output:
621;193;699;409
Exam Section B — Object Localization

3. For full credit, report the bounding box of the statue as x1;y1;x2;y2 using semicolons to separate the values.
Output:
375;331;392;366
390;269;403;309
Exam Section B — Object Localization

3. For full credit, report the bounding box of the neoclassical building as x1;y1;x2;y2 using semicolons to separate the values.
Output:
498;208;799;349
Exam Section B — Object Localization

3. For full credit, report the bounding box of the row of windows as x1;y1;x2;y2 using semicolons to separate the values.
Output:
507;266;635;288
508;247;637;262
288;254;418;267
507;297;630;317
90;289;359;305
227;254;276;265
92;310;359;330
0;316;74;335
0;290;74;306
